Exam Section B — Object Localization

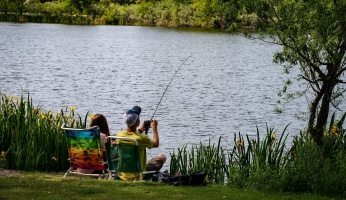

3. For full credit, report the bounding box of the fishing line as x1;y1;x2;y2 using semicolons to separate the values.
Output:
144;55;192;134
150;55;192;121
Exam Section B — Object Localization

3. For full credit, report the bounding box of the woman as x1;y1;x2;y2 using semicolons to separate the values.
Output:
77;113;110;174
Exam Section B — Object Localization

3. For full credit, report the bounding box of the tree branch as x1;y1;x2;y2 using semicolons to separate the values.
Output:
337;80;346;84
335;66;346;78
299;74;321;93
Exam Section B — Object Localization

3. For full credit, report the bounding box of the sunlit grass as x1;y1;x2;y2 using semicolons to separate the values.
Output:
0;171;336;200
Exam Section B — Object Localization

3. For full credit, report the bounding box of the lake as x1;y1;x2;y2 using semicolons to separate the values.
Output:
0;22;331;169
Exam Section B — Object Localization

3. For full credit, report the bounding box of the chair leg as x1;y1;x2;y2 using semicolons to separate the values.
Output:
63;168;72;178
63;171;69;178
101;173;108;180
108;171;112;180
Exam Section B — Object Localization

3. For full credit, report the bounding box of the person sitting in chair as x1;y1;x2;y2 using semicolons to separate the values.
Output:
116;106;166;181
78;113;110;174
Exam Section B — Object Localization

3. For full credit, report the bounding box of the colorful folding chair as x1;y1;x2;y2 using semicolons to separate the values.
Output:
61;125;108;179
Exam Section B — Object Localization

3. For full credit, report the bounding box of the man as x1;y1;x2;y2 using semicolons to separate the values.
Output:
116;106;166;181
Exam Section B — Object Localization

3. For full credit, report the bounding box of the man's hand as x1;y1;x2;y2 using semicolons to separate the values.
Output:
139;122;147;132
151;120;158;129
151;119;159;147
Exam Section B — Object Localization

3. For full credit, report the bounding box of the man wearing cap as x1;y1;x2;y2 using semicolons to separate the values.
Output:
116;106;166;181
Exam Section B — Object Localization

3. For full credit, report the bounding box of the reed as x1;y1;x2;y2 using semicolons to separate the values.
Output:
169;119;346;195
169;126;289;185
169;137;228;184
251;125;288;171
226;124;288;189
0;91;88;171
227;132;252;187
169;144;189;176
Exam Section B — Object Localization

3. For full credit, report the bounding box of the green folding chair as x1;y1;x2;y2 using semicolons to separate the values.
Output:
105;136;156;181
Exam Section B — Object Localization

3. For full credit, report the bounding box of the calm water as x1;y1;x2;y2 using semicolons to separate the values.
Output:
1;22;333;169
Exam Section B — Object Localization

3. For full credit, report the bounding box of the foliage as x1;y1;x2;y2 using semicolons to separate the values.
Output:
0;0;10;14
170;117;346;196
227;125;288;190
247;125;288;191
136;1;155;25
0;91;89;171
280;116;346;195
227;132;251;187
12;0;25;15
1;90;346;196
102;3;136;25
170;137;228;184
247;0;346;145
0;0;252;28
279;132;322;192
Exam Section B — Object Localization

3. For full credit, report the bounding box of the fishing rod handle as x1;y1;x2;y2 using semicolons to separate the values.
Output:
144;120;151;135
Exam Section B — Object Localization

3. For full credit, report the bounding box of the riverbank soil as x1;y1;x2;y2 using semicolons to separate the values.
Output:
0;169;22;177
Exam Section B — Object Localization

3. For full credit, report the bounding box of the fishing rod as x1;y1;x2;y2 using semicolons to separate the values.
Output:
144;55;192;134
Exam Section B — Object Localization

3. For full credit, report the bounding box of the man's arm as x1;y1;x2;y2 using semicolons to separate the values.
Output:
151;120;159;147
138;120;159;147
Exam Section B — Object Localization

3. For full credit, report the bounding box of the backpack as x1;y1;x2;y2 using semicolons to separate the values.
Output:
165;171;207;186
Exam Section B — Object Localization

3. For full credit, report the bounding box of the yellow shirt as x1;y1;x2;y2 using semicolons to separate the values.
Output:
116;130;153;181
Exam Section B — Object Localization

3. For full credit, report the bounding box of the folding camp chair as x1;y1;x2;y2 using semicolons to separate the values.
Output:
61;125;108;179
105;136;156;181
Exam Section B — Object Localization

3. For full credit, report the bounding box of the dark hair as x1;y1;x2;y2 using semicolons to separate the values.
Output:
91;114;110;136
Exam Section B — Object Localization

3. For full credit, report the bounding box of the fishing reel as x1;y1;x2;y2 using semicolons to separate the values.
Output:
144;120;151;134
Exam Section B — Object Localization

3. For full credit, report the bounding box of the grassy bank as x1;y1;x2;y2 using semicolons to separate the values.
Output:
0;170;339;200
0;0;260;29
1;91;346;197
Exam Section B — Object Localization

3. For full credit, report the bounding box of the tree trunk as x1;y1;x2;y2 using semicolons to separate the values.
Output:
308;76;335;146
307;91;322;144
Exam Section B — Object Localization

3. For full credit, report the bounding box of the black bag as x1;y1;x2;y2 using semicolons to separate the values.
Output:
189;171;206;186
168;171;206;186
177;174;191;185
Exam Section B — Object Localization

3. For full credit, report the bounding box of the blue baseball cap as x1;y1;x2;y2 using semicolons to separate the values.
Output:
123;106;142;127
130;106;141;115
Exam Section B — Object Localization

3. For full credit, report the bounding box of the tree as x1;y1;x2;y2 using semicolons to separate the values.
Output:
11;0;26;15
0;0;10;14
250;0;346;145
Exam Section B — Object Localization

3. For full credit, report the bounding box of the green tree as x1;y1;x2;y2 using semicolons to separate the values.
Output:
251;0;346;145
0;0;10;14
213;0;240;29
70;0;93;12
11;0;26;15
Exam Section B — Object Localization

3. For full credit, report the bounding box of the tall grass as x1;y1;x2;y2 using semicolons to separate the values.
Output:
226;124;289;190
0;91;88;171
170;115;346;196
170;137;228;184
280;112;346;195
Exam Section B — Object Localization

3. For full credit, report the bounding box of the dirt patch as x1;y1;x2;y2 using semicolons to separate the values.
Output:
0;169;22;177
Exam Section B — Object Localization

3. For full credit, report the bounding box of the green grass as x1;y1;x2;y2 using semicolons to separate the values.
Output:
0;171;339;200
